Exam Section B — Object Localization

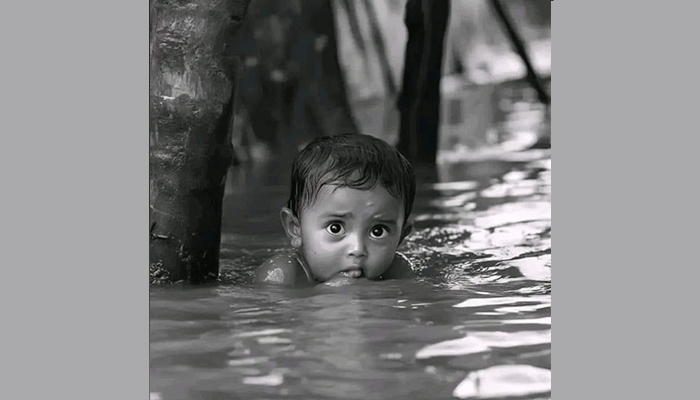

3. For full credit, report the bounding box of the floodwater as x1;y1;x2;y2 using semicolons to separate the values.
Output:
150;145;552;399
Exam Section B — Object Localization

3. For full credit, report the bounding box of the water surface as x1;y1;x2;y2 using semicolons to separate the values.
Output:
150;152;551;400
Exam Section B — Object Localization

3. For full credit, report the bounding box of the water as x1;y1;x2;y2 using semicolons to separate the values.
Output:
150;152;552;400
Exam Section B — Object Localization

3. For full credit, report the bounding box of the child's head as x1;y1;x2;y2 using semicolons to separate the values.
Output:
280;133;416;282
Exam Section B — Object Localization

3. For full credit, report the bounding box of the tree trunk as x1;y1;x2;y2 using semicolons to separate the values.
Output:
149;0;251;284
289;0;359;154
397;0;450;164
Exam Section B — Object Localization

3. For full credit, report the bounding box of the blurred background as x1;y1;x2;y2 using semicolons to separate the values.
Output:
227;0;551;165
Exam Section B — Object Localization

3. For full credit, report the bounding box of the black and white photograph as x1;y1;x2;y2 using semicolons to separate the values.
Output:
149;0;551;398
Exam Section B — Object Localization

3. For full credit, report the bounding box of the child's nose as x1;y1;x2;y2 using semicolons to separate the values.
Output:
347;234;367;258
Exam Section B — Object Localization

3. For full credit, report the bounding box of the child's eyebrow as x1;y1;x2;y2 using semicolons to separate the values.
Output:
322;212;353;219
373;215;399;224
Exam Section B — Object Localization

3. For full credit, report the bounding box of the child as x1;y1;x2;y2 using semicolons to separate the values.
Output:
254;133;416;286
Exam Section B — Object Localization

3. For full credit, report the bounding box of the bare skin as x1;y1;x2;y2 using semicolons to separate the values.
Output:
255;185;414;287
255;250;414;286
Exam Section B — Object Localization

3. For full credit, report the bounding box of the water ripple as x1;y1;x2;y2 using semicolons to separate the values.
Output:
453;365;551;399
152;154;552;399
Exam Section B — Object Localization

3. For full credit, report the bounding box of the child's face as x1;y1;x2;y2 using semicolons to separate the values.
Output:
297;185;408;282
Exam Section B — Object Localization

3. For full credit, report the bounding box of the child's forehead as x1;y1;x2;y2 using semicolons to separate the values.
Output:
308;184;403;211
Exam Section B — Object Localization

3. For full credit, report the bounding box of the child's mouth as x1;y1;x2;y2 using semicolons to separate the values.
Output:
338;268;363;278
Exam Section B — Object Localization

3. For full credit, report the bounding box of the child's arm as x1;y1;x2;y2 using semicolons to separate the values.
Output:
254;253;312;287
381;252;415;280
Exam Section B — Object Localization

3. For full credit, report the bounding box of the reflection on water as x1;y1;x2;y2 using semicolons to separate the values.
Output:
150;152;551;400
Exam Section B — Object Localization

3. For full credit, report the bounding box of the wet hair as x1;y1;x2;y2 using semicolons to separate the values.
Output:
287;133;416;224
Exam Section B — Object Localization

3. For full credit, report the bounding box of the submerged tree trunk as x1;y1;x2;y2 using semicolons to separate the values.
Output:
149;0;251;284
397;0;450;164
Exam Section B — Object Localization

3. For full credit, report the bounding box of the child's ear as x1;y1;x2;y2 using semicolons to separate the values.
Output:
280;208;302;247
399;219;414;245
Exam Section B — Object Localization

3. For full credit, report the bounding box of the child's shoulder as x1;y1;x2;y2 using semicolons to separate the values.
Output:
254;252;314;286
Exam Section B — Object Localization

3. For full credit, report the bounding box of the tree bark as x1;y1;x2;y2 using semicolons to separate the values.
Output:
397;0;450;165
149;0;251;284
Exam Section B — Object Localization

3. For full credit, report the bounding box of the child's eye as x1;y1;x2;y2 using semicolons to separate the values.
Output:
369;225;389;239
326;222;345;236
